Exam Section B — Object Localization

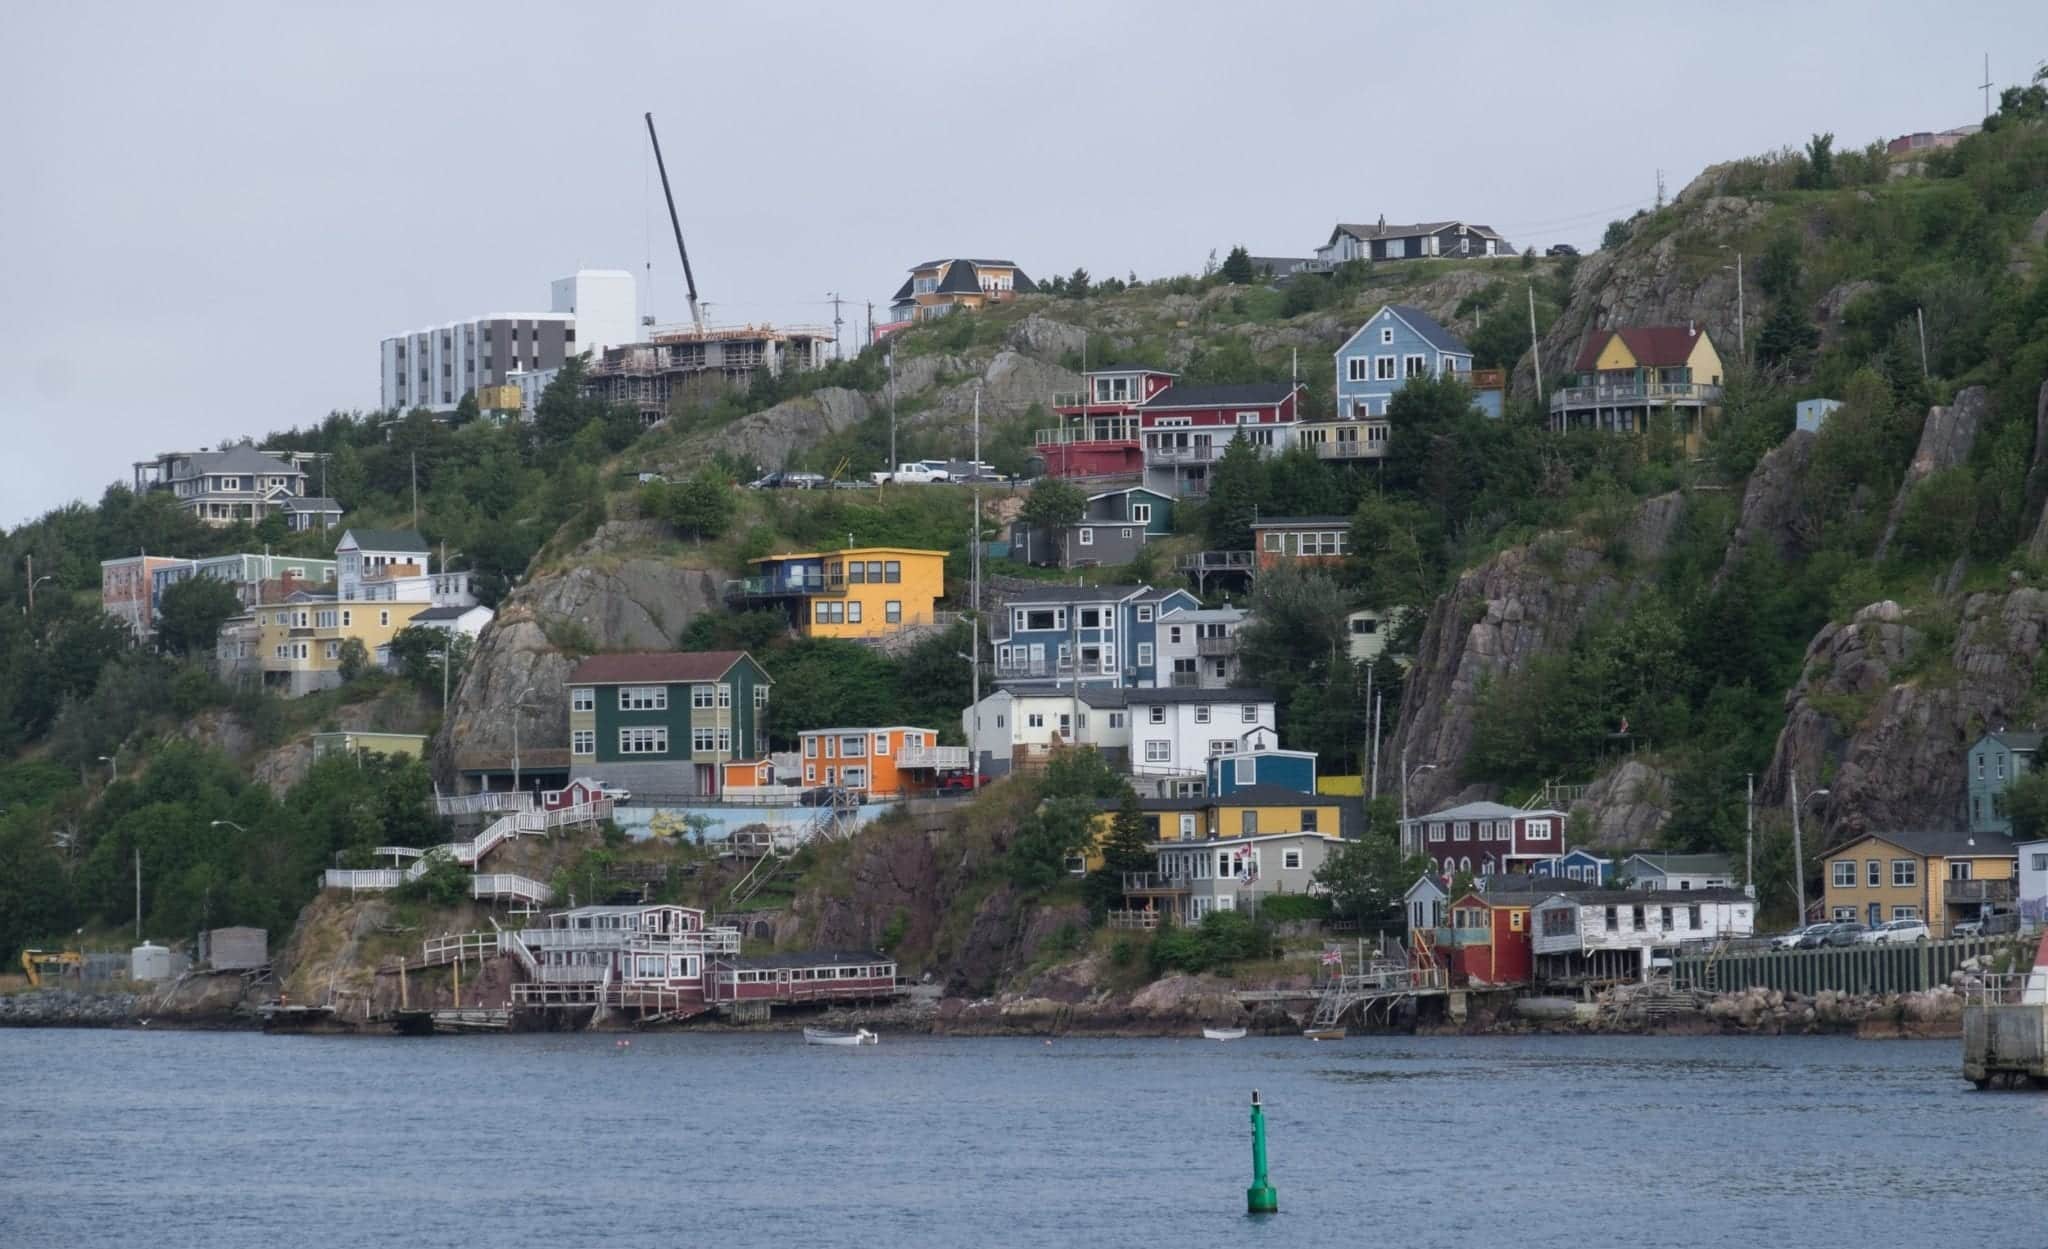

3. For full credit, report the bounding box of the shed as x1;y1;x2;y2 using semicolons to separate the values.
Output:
199;926;268;970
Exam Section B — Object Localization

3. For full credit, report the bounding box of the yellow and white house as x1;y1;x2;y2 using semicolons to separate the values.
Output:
1820;829;2019;937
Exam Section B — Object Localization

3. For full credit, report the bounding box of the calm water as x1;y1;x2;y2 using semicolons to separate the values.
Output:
0;1029;2041;1247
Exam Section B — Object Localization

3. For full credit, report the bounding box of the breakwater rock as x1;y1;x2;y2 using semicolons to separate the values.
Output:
0;990;139;1027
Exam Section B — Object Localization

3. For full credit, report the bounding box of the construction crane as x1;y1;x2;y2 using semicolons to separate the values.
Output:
643;112;706;335
20;949;83;988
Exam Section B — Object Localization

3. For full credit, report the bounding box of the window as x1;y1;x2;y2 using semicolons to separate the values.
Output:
572;687;594;712
1831;906;1858;921
874;733;892;756
1026;712;1044;729
571;729;595;755
885;600;902;624
1136;605;1154;623
692;685;715;709
379;610;390;627
1867;859;1881;887
1262;531;1282;552
839;735;866;758
1997;754;2006;780
1301;809;1319;832
1137;642;1153;667
1891;906;1919;921
620;686;668;711
692;728;717;752
1477;823;1492;842
1077;527;1094;546
1241;811;1258;836
1283;849;1303;870
1525;818;1554;841
1132;503;1152;524
1428;824;1445;843
803;737;818;757
619;726;668;755
324;641;338;660
754;685;769;709
1375;355;1396;380
1241;704;1258;724
1688;904;1702;929
716;728;732;752
847;601;862;624
1832;861;1857;888
815;601;844;624
2033;853;2048;872
846;562;866;585
1976;753;1985;779
1403;353;1427;378
1659;906;1674;929
1209;739;1235;756
1380;327;1394;345
884;561;901;583
1453;822;1470;842
1601;905;1618;931
1509;911;1525;932
1145;741;1171;763
1891;859;1917;887
1345;356;1369;383
717;684;732;709
1949;860;1972;881
1148;706;1165;725
1630;905;1645;929
1194;705;1211;724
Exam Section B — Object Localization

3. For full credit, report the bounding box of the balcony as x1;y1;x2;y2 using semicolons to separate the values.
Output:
1034;423;1139;447
724;573;850;599
1168;671;1202;688
1548;382;1724;412
1175;551;1254;574
1944;879;2016;905
1147;442;1222;464
1122;871;1191;893
1196;636;1237;658
1052;391;1140;411
897;745;970;771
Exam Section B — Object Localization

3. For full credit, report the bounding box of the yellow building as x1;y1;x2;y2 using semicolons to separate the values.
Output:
311;731;429;761
738;547;948;640
887;258;1037;324
1820;829;2018;937
258;599;428;696
1082;786;1346;871
1549;325;1726;454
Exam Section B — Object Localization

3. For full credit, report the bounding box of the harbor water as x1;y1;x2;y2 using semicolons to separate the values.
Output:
1;1029;2041;1247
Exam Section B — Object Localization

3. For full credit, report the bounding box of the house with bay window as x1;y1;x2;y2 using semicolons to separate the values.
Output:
565;651;772;798
988;584;1198;689
730;546;947;641
1401;800;1569;878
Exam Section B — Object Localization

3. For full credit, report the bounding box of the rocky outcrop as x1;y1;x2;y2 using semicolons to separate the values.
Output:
1764;591;2048;840
438;524;724;779
1815;280;1877;347
657;388;870;475
935;965;1268;1035
2023;380;2048;558
1570;759;1672;850
1719;430;1817;579
1875;386;1987;559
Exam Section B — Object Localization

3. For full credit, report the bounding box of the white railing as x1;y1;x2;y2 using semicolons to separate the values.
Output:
897;745;970;771
1550;382;1724;410
473;873;553;904
372;845;425;859
504;930;539;977
1146;443;1221;464
421;931;502;965
324;868;407;891
516;927;741;955
542;799;613;829
535;964;610;984
435;792;535;817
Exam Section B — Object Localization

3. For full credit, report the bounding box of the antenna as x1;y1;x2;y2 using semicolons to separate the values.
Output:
644;112;705;334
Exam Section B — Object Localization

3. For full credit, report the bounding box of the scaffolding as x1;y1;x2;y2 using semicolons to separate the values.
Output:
584;325;835;424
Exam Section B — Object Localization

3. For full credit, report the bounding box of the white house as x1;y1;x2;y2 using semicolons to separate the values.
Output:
1404;873;1448;934
2019;839;2047;929
402;603;494;640
1126;688;1277;782
1619;852;1737;891
1531;888;1755;982
1155;605;1248;689
334;528;477;608
963;686;1133;777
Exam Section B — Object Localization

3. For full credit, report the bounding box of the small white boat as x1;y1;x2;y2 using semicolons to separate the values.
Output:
1202;1027;1249;1041
1302;1028;1345;1041
803;1026;878;1046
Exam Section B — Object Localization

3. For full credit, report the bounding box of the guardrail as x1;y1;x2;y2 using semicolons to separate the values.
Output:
1175;551;1255;572
1549;382;1724;411
325;869;406;891
435;792;534;817
1946;879;2017;904
472;873;553;905
898;745;970;771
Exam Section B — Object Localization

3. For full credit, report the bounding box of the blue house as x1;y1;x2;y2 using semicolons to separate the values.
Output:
1968;730;2041;835
1532;848;1614;885
1332;304;1495;433
989;584;1198;689
1208;748;1317;797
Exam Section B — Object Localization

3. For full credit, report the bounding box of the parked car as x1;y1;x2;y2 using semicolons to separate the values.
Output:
1773;924;1828;949
1952;918;1985;937
935;771;986;794
1861;918;1930;944
1822;921;1867;947
1546;243;1580;257
749;470;825;490
592;783;631;804
870;462;951;485
1794;922;1845;949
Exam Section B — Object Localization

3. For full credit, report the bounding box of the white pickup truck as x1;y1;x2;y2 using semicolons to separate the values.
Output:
871;462;952;485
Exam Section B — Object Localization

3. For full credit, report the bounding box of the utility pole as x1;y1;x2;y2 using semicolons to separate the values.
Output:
827;291;844;361
1916;307;1930;379
1733;250;1745;359
1788;768;1807;922
1655;168;1666;211
1745;773;1756;899
1982;53;1993;119
1527;285;1543;396
134;847;142;941
410;451;419;530
864;300;873;349
888;349;898;472
970;382;983;792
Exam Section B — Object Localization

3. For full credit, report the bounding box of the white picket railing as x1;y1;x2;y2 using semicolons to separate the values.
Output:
324;868;407;891
474;873;553;905
434;792;535;817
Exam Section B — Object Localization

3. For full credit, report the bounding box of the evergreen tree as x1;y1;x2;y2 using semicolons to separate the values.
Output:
1203;437;1264;550
1218;245;1256;284
155;577;244;658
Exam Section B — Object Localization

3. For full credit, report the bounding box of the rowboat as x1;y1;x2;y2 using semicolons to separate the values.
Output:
1302;1028;1345;1041
803;1026;878;1046
1202;1027;1248;1041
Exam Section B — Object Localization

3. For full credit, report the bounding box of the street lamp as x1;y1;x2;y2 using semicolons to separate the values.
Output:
1399;743;1438;856
26;573;53;619
1787;771;1830;922
209;820;247;832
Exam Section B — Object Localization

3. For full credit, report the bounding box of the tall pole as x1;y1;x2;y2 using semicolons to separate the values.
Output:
410;451;419;530
888;350;898;473
827;291;844;361
1745;772;1755;898
971;381;983;792
1399;742;1412;846
1788;768;1807;922
25;554;33;617
1916;308;1930;380
644;113;704;334
1369;691;1383;802
134;848;142;940
1527;284;1543;397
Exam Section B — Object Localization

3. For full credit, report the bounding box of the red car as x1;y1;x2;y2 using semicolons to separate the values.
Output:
936;771;986;794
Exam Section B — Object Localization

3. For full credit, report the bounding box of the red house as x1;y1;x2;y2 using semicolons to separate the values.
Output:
541;777;613;812
1138;382;1304;497
1420;891;1533;987
1035;366;1178;478
1399;800;1569;877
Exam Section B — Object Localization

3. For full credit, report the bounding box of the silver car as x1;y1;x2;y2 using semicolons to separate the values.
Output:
1861;918;1930;944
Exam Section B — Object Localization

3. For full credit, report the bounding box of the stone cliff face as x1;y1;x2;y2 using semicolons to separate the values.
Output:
1875;386;1987;559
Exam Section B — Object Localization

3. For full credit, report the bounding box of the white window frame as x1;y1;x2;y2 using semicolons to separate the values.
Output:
571;729;595;755
1137;642;1153;668
1831;861;1856;888
1136;605;1154;623
1148;706;1165;725
1077;527;1094;546
1144;741;1171;763
572;687;594;712
1346;355;1369;382
1241;704;1259;724
1194;705;1211;724
1891;859;1917;887
717;684;732;709
1403;353;1427;378
1525;818;1554;842
692;684;715;709
1375;355;1396;380
621;686;669;711
1131;503;1152;524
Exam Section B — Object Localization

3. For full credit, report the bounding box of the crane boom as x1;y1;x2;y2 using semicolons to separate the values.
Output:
643;112;705;334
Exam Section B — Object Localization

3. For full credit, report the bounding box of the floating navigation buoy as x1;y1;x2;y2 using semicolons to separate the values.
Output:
616;1039;631;1048
1246;1089;1278;1215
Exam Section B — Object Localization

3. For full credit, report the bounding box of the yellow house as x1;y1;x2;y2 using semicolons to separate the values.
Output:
258;599;428;696
1820;829;2019;937
1081;787;1346;872
888;258;1038;324
1550;325;1726;454
740;547;948;640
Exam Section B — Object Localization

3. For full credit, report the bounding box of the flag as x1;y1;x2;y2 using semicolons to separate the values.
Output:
1320;949;1343;966
1618;716;1630;734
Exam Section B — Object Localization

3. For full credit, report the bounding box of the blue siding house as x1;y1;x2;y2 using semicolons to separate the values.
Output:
1208;748;1317;797
990;584;1198;689
1968;730;2041;835
1333;304;1497;429
1532;848;1613;885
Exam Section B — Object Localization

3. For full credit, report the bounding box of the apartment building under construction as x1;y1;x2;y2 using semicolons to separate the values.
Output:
583;324;834;424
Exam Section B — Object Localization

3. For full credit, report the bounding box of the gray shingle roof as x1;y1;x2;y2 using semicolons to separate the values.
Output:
280;496;343;512
409;605;479;622
1139;383;1298;410
1623;852;1734;876
190;446;302;476
1126;687;1275;705
1385;304;1472;356
1983;730;2044;752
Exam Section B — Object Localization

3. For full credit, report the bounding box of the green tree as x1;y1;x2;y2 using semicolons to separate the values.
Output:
336;637;371;682
154;576;244;658
1756;231;1803;301
1754;302;1820;373
1065;268;1092;300
666;470;736;541
1019;477;1087;533
385;625;472;702
1799;131;1836;189
1998;769;2048;841
1218;245;1256;284
1083;785;1151;915
1314;831;1420;926
1203;437;1265;549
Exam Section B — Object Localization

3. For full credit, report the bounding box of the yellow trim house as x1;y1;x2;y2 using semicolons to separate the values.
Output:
1082;785;1345;871
258;600;428;696
739;547;948;641
887;259;1037;324
1550;325;1726;455
1820;829;2019;937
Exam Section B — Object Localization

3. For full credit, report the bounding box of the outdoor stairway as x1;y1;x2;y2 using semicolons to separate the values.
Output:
321;801;611;907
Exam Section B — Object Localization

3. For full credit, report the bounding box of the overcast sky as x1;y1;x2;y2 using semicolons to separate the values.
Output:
5;1;2042;526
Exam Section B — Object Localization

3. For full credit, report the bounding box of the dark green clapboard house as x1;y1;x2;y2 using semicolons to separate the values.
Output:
566;651;771;798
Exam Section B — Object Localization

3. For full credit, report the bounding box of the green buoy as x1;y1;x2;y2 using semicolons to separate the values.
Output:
1247;1089;1278;1215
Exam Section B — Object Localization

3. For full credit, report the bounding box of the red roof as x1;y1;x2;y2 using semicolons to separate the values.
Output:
568;651;760;686
1573;326;1706;372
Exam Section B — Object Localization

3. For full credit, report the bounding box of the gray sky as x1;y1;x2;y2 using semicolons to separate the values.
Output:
5;0;2041;526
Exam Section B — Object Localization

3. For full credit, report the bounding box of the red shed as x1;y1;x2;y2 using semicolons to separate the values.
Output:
1429;891;1534;987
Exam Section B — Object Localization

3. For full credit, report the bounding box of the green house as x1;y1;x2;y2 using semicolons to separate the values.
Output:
566;650;771;798
1968;730;2040;835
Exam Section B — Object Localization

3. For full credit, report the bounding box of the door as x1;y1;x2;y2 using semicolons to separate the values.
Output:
1867;902;1881;927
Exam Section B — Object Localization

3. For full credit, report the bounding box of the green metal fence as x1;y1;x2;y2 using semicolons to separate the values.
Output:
1675;936;2001;996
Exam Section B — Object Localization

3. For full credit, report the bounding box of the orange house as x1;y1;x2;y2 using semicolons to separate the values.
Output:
721;759;779;794
797;727;964;798
1251;516;1351;572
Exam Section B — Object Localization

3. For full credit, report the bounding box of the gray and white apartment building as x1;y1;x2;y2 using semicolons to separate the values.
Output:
379;269;637;413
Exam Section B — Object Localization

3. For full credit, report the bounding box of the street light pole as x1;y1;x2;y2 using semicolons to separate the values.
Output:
971;381;983;792
1399;745;1437;856
1788;769;1805;922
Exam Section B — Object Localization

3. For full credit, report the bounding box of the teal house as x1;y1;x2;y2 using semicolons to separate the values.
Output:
567;650;772;798
1968;730;2040;835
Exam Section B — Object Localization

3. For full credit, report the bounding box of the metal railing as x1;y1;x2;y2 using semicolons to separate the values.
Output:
1195;636;1237;657
725;574;849;597
1168;671;1203;687
1945;879;2017;904
1549;382;1724;410
1146;443;1222;464
1176;550;1255;572
1961;971;2047;1005
1035;423;1140;445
